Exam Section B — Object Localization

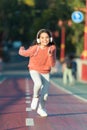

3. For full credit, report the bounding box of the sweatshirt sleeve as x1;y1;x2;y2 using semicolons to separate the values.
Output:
18;45;37;57
48;45;56;67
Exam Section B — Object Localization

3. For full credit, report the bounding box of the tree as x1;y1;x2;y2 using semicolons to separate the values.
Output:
0;0;85;58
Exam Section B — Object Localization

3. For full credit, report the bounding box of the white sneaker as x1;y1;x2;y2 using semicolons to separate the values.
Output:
37;108;48;117
31;98;38;110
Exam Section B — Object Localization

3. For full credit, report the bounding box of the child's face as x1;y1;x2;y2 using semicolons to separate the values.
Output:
39;32;50;47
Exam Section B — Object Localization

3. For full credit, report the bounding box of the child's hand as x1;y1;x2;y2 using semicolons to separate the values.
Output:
19;46;25;55
48;50;53;55
48;45;56;56
20;46;25;50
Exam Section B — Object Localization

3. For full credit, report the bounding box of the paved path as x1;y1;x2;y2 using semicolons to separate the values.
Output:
0;73;87;130
51;76;87;101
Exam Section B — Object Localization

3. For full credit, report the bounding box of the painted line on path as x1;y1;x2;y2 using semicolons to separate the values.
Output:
25;78;34;127
26;118;34;126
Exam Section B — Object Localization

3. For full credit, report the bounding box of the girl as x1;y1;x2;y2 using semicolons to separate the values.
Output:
19;29;56;117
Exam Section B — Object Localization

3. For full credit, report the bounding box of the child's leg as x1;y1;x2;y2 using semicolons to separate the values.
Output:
37;73;50;117
30;70;42;98
39;73;50;109
30;70;42;110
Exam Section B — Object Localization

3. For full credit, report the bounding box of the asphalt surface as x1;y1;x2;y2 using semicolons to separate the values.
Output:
0;49;87;130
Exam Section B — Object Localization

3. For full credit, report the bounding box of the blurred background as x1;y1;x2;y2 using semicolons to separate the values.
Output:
1;1;87;129
0;0;85;60
0;0;87;82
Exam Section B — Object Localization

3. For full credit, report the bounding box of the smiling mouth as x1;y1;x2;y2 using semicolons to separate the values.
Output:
43;41;48;43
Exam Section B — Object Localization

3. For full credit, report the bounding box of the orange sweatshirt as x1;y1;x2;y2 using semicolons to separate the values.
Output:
19;44;56;73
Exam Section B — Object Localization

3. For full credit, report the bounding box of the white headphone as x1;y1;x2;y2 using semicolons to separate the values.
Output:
36;29;53;43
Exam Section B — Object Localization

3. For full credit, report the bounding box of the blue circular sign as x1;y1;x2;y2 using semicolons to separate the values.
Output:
71;11;84;23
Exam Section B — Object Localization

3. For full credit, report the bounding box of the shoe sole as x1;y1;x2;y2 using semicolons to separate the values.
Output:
37;111;48;117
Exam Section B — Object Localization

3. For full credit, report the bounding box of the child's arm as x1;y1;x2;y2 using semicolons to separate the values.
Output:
19;46;30;57
48;45;56;67
18;45;37;57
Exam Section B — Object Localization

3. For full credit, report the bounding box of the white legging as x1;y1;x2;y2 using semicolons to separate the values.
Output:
30;70;50;109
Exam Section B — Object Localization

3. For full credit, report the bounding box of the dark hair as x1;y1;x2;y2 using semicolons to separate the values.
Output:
37;29;52;38
32;29;56;46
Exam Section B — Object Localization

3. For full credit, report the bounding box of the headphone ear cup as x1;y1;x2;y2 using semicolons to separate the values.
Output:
37;38;40;43
50;37;53;42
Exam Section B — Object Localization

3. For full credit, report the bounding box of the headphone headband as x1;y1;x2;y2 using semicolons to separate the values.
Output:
36;29;53;43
